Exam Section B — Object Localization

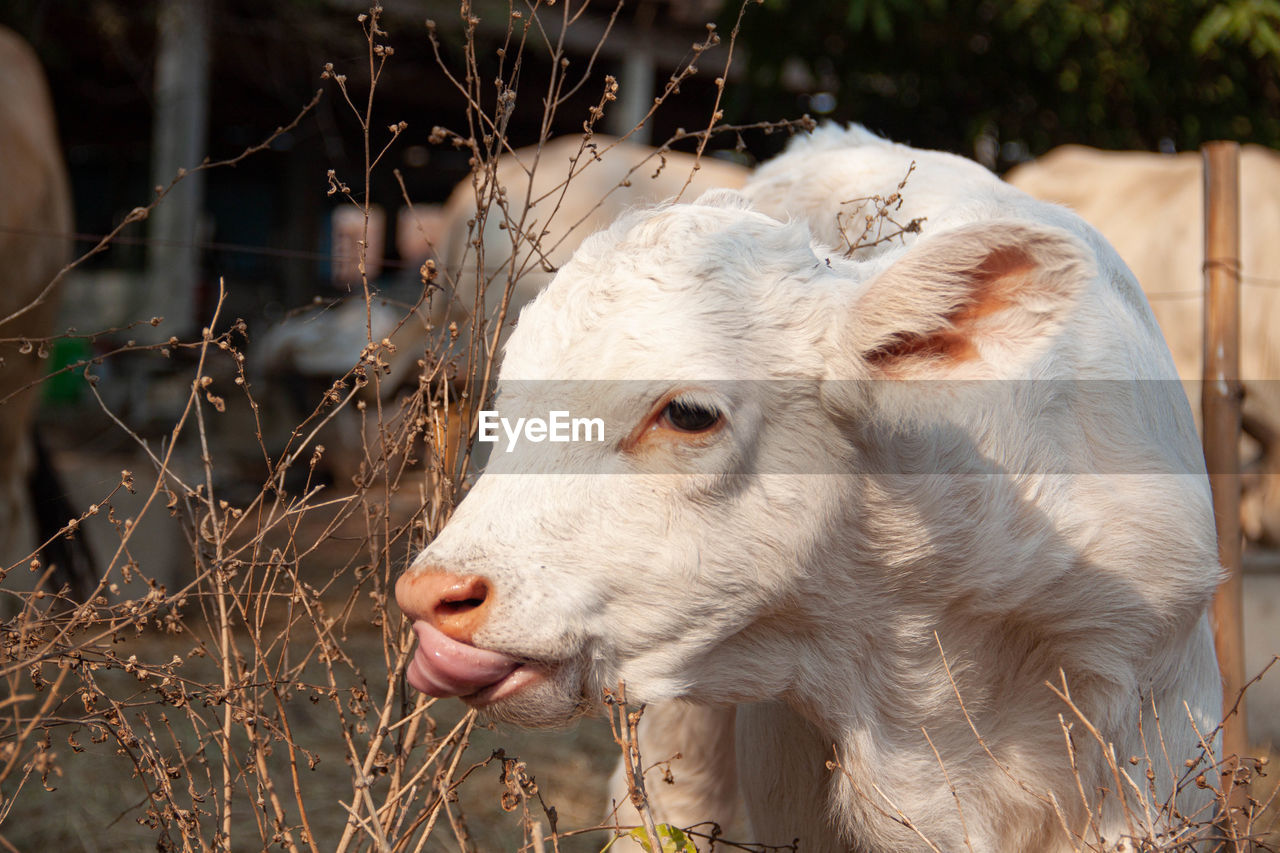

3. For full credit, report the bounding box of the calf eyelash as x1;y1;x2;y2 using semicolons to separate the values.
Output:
660;397;723;433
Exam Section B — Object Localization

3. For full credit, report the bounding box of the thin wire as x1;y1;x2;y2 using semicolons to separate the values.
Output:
0;225;427;271
3;226;1278;292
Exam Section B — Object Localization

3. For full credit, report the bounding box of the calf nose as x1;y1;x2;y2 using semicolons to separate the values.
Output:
394;567;493;644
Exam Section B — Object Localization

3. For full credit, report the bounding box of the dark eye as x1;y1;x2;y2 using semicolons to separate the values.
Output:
661;399;722;433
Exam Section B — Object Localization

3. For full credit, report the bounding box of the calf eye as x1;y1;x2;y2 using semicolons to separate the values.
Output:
661;399;722;433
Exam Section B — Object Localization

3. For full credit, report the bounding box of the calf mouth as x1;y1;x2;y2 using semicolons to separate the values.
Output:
405;620;552;705
464;664;550;705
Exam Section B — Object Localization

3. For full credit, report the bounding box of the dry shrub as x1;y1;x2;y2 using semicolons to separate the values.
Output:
0;4;1274;853
0;3;804;851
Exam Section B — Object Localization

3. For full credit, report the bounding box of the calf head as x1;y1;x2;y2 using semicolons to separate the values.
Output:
395;190;1096;728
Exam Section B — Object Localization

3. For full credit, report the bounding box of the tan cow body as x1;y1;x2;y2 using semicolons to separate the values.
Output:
433;134;750;368
0;27;73;564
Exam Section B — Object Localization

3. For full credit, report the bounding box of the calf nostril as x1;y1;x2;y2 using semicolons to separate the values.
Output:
395;568;495;642
435;590;488;616
430;576;492;637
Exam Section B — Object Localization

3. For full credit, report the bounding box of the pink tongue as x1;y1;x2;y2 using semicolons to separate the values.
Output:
406;621;521;697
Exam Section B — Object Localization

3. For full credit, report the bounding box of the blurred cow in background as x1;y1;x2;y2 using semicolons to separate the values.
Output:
1008;145;1280;545
433;134;750;375
0;26;90;597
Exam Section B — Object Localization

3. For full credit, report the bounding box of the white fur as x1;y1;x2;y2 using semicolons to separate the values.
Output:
1008;144;1280;546
404;127;1223;851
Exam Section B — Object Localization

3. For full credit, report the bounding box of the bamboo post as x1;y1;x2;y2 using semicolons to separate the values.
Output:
1202;140;1250;849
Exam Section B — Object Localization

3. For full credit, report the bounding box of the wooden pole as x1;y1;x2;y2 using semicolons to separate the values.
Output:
1202;140;1250;850
142;0;210;343
606;4;656;145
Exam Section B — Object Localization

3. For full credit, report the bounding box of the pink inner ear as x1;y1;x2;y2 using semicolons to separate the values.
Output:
865;246;1036;369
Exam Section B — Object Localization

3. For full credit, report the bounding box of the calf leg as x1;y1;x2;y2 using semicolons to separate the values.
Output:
605;702;743;840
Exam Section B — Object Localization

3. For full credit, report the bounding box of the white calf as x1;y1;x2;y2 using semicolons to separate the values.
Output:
396;127;1223;851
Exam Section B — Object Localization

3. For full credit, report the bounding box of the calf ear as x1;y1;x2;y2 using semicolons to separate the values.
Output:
846;221;1094;375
